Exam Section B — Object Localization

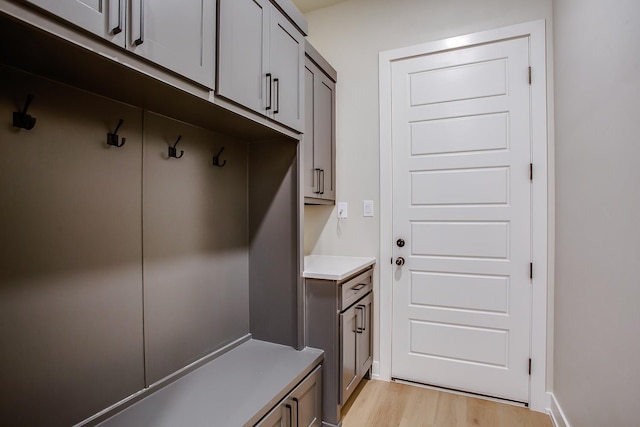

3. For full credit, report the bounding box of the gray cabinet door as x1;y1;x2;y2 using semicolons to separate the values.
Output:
303;57;335;203
303;64;317;198
128;0;216;89
268;6;304;132
218;0;269;114
313;71;335;201
290;366;322;427
340;304;359;405
23;0;125;46
356;292;373;378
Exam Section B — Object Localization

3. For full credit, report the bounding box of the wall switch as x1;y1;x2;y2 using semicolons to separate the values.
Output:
363;200;374;217
337;202;348;219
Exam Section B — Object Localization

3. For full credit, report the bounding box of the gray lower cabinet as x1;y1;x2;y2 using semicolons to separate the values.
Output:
305;267;374;426
19;0;216;88
303;42;336;204
256;365;323;427
218;0;304;132
340;291;373;405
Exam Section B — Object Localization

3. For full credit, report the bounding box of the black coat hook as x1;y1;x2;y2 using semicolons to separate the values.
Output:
107;119;126;147
13;94;36;130
212;147;227;167
168;135;184;159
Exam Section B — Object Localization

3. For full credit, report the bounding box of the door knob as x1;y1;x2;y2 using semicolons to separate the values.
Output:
396;238;405;247
395;257;405;266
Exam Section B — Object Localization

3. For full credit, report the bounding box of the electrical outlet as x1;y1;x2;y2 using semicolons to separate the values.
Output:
363;200;374;217
338;202;348;219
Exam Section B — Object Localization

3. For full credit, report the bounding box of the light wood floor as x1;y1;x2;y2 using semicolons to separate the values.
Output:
341;380;553;427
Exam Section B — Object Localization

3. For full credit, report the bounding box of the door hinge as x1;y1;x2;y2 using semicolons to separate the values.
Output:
530;263;533;279
529;358;532;375
530;163;533;181
528;66;532;85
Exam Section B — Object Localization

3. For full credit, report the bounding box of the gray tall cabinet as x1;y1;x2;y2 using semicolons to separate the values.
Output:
303;41;336;204
0;0;321;426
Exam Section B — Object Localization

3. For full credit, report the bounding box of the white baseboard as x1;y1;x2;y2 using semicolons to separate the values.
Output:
548;393;571;427
371;361;382;379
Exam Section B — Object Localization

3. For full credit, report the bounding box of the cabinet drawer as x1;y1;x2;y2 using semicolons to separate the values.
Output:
340;268;372;311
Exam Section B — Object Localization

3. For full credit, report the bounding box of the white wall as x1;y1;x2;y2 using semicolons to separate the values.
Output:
553;0;640;426
302;0;553;380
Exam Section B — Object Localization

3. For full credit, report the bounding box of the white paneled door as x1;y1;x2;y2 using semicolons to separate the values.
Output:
391;37;532;403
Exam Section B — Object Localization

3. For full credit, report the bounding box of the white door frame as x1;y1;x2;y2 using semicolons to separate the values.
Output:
378;20;550;412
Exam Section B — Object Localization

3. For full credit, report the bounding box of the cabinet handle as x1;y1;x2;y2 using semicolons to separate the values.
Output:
273;78;280;114
134;0;144;46
110;0;122;35
292;397;299;427
352;283;366;291
356;306;365;333
266;73;272;111
285;403;293;427
320;169;325;195
314;168;321;194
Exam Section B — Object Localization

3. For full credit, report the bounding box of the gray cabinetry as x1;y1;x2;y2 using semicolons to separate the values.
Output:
256;365;322;427
21;0;124;44
340;291;372;405
20;0;216;88
218;0;304;132
305;266;373;426
303;42;336;204
128;0;216;88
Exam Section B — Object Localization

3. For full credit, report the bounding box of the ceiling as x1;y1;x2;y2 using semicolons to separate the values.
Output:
291;0;347;13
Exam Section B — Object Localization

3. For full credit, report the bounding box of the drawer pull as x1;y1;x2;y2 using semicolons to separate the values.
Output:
352;283;366;291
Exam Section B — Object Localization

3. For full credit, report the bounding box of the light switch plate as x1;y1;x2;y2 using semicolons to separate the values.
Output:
337;202;348;219
363;200;374;217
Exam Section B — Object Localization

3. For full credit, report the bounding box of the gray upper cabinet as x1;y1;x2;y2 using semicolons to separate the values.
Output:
20;0;215;89
128;0;216;89
304;42;336;204
218;0;304;132
22;0;125;45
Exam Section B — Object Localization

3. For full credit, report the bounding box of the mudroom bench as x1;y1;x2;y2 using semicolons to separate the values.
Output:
96;340;323;427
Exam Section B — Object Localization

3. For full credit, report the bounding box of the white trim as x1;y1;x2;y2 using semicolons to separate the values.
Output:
548;393;571;427
378;19;550;411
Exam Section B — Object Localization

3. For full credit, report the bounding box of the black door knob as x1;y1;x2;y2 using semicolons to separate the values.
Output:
396;238;405;248
395;257;405;266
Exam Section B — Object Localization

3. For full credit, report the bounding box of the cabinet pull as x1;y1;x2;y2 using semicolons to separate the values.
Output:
292;397;300;427
134;0;144;45
352;283;366;291
266;73;272;111
320;169;325;194
356;306;365;333
110;0;122;35
273;78;280;114
285;403;293;427
314;168;321;194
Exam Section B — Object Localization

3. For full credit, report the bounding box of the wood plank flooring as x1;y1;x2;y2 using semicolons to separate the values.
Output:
341;380;553;427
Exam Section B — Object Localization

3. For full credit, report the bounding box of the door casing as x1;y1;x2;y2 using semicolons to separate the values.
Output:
378;19;550;412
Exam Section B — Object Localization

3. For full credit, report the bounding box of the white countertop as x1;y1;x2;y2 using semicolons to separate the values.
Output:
303;255;376;281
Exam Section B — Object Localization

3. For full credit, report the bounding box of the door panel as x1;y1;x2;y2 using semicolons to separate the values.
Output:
129;0;215;88
269;7;304;131
314;75;335;200
340;305;358;405
391;37;531;402
218;0;269;112
356;293;373;377
24;0;124;46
